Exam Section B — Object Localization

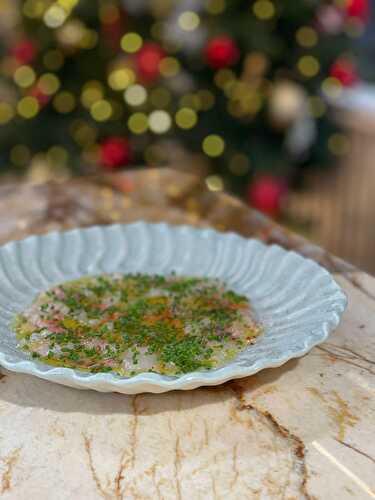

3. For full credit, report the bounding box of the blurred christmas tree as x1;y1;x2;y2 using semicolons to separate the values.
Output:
0;0;368;214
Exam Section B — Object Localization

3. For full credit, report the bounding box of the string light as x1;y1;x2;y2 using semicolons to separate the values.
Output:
14;65;36;88
206;0;226;15
159;57;180;77
121;33;143;53
23;0;45;18
179;93;201;110
322;77;342;98
108;68;135;91
296;27;318;48
124;84;147;106
17;96;39;119
206;175;224;191
175;108;197;129
148;110;172;134
298;55;320;77
46;145;68;165
44;5;67;28
70;120;97;146
90;100;112;121
38;73;60;95
197;90;215;110
0;102;14;124
53;91;76;113
178;11;200;31
202;135;225;157
81;81;103;108
214;69;235;88
128;112;148;134
253;0;275;20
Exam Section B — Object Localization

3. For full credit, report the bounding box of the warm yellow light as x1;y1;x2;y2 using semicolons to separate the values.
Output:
322;77;342;98
159;57;180;77
179;93;201;110
90;100;112;121
121;32;143;53
206;175;224;191
58;0;79;11
124;84;147;106
23;0;45;19
10;145;31;166
148;110;172;134
81;81;103;108
128;112;148;134
38;73;60;95
296;26;318;47
202;135;225;157
80;29;98;49
44;5;67;28
214;69;235;88
229;154;250;175
53;91;76;113
14;65;36;88
108;68;135;91
178;11;200;31
70;120;97;146
47;145;69;165
17;96;39;119
206;0;226;15
298;55;320;77
253;0;275;20
175;108;197;129
0;102;14;124
43;50;64;70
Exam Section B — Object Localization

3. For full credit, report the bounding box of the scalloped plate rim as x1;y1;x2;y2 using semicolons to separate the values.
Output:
0;222;347;394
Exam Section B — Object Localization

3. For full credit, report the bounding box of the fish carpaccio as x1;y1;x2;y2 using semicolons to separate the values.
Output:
13;273;262;376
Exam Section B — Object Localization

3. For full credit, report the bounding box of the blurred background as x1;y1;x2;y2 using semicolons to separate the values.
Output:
0;0;374;272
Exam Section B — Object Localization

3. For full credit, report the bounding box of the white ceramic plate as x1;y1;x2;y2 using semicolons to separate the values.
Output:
0;222;347;394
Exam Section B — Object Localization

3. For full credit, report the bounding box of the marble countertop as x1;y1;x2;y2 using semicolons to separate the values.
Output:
0;168;374;499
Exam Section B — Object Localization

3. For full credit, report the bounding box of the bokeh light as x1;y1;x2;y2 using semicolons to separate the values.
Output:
17;96;39;119
124;84;147;106
202;135;225;157
121;33;143;53
175;108;198;129
149;110;172;134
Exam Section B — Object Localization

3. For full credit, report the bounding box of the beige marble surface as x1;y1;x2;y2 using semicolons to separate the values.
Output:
0;272;374;500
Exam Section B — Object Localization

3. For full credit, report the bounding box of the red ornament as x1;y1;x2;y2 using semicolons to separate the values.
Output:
247;175;287;217
135;43;165;84
205;36;240;69
346;0;369;21
330;59;359;87
12;39;37;65
100;137;132;169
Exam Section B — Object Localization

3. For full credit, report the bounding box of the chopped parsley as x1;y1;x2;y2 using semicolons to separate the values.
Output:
13;273;261;376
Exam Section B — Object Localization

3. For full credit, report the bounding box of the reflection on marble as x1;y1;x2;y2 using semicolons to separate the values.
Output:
0;169;374;499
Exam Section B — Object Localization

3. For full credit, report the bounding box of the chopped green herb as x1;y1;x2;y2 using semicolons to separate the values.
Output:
13;273;262;376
